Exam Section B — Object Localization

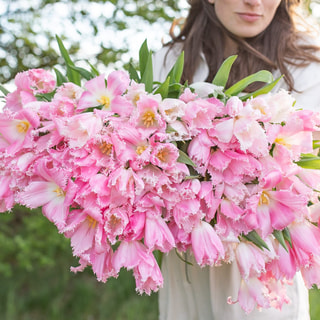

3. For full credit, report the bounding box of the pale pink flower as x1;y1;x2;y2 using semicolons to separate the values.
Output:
179;87;197;103
182;99;217;132
18;162;77;229
144;211;175;252
5;90;37;112
131;94;165;137
158;98;186;123
133;255;163;295
77;71;130;112
237;277;270;313
191;220;225;267
64;209;104;256
264;89;295;123
125;81;145;105
254;190;308;233
225;96;243;116
54;82;84;103
26;68;56;94
166;119;191;141
220;199;245;221
0;109;40;154
112;240;155;273
54;112;103;148
289;221;320;263
187;130;212;174
272;121;313;160
168;221;191;251
214;105;269;157
173;198;201;233
150;142;179;170
108;166;145;205
236;242;266;279
104;206;129;244
0;175;15;211
301;255;320;289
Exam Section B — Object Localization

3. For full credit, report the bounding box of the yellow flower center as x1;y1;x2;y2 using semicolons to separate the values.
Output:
108;214;121;229
259;191;270;206
136;145;147;155
53;187;65;198
157;149;169;162
16;120;30;133
87;216;98;229
133;94;140;105
97;95;110;109
142;110;156;128
99;141;113;155
165;108;174;115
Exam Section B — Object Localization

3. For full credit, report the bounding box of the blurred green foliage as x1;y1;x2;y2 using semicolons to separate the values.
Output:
0;207;158;319
0;0;182;84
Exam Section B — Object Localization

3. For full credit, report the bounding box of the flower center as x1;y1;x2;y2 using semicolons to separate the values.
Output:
108;214;121;229
136;145;147;155
274;136;290;148
157;149;169;162
142;110;156;128
259;191;270;206
87;216;98;229
53;187;65;197
99;141;113;155
133;94;140;105
97;95;110;109
165;108;174;115
16;120;30;133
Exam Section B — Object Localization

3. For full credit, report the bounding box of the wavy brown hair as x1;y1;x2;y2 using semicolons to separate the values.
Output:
168;0;320;91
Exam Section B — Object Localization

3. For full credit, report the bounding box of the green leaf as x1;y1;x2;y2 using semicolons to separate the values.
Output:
224;70;273;97
56;35;81;85
212;55;237;88
128;62;140;83
153;250;163;267
87;61;100;76
283;227;292;248
239;76;283;101
139;39;149;77
154;76;170;98
166;51;184;85
177;149;196;167
313;140;320;149
243;230;269;251
69;65;95;80
141;51;153;93
36;91;55;102
296;157;320;169
175;250;193;266
184;175;201;180
54;68;67;86
0;84;9;96
273;229;288;252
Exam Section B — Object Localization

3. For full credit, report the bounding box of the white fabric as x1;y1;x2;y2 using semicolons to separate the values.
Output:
153;44;320;320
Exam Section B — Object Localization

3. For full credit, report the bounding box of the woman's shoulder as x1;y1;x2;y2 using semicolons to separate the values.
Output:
289;58;320;111
153;42;209;83
152;43;184;82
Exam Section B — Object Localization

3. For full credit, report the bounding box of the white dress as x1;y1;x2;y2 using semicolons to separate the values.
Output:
153;44;320;320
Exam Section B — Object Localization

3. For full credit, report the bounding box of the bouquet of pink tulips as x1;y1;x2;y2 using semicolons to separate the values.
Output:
1;37;320;313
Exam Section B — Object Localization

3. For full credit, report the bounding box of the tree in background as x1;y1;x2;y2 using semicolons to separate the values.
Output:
0;0;183;85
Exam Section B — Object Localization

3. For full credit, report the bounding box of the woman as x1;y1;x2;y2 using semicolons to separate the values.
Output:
153;1;320;319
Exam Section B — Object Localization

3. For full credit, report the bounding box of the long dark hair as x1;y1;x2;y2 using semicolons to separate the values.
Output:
169;0;320;91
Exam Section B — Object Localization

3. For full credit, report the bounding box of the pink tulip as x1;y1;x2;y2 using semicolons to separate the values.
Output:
191;220;225;267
